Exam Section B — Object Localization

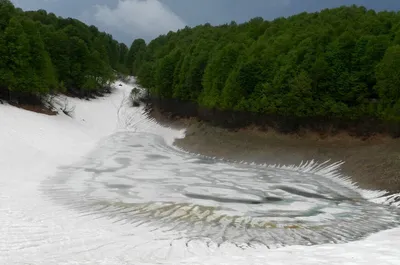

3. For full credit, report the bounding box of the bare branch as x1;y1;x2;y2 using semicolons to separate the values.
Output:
59;97;75;118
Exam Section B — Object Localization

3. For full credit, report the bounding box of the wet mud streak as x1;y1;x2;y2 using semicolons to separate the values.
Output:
184;193;283;204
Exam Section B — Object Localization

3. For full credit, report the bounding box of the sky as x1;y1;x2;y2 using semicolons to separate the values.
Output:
10;0;400;45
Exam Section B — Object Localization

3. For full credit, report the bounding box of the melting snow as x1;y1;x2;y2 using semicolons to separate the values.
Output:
0;80;399;264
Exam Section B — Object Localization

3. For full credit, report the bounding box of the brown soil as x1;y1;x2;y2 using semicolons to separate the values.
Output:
10;102;58;116
150;108;400;194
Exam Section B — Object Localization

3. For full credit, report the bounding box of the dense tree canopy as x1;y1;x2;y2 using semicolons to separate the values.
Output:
2;1;400;133
0;0;135;103
134;5;400;128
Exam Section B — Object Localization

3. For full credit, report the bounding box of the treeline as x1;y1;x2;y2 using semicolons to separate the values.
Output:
134;5;400;135
0;0;141;104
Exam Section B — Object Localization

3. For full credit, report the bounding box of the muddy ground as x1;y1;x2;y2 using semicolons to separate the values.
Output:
150;109;400;194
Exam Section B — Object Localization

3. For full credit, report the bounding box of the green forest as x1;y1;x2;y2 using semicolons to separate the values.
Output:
133;5;400;133
0;0;142;104
2;1;400;134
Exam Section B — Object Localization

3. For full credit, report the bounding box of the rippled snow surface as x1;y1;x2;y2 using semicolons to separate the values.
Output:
42;131;400;250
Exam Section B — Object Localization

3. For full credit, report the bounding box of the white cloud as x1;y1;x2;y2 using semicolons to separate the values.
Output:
93;0;186;41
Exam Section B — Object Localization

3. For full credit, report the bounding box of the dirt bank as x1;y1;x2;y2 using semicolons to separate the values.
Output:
150;108;400;194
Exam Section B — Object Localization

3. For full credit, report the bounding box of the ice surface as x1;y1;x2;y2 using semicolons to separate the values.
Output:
42;131;400;249
0;80;399;265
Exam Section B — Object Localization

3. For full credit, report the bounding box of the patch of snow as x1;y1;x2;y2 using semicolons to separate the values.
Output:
0;80;399;264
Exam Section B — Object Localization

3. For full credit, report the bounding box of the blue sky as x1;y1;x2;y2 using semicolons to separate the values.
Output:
11;0;400;44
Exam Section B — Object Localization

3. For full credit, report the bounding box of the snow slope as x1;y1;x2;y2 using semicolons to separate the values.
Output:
0;81;399;264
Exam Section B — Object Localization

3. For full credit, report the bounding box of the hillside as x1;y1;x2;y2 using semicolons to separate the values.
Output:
0;0;143;107
133;5;400;137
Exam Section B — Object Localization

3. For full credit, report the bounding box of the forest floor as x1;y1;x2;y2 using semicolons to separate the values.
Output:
150;108;400;194
9;102;58;116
